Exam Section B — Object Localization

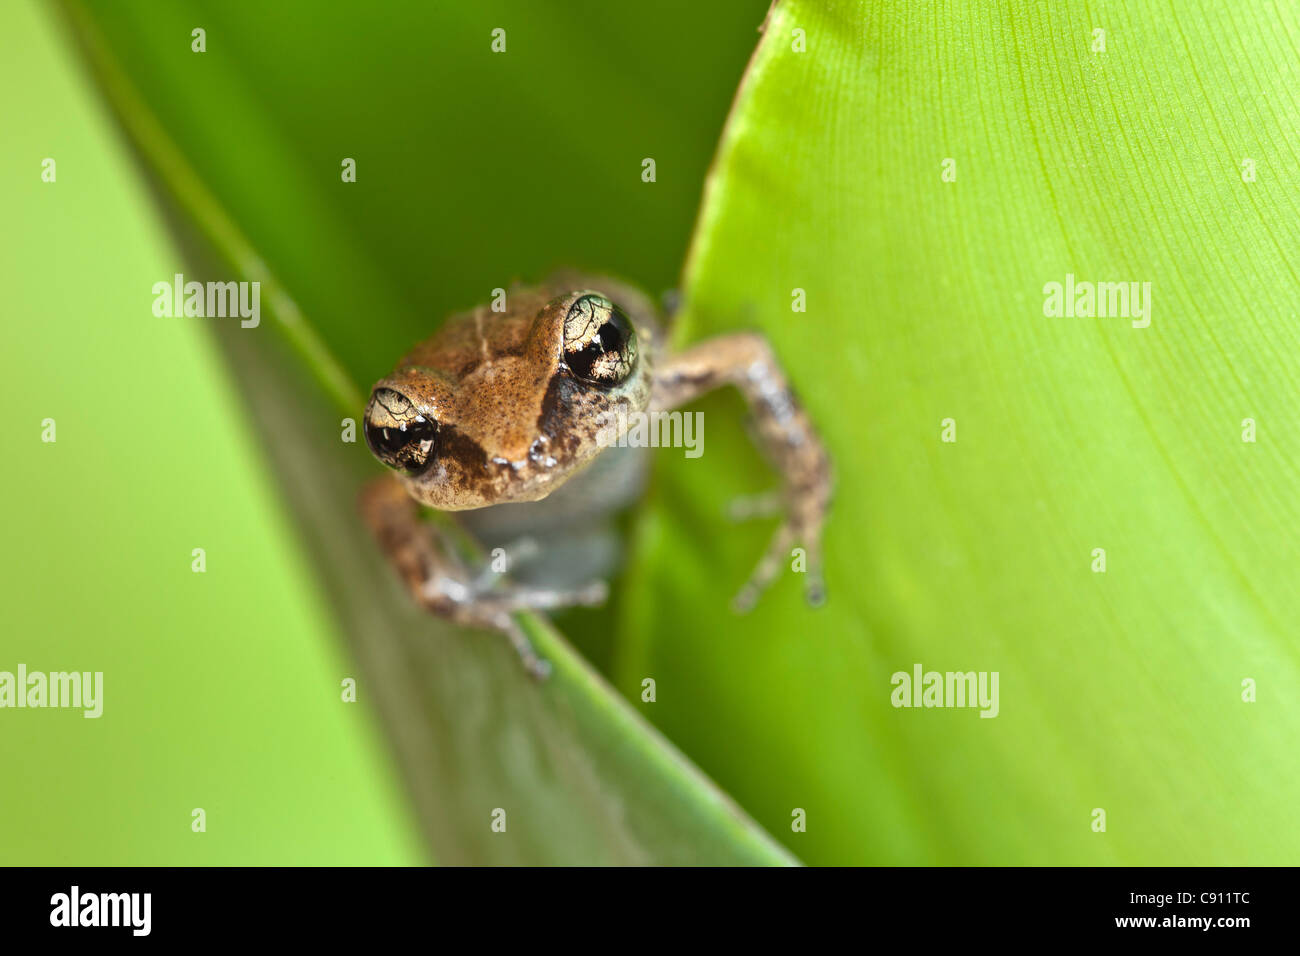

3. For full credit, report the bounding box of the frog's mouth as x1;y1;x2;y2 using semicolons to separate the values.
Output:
398;424;556;511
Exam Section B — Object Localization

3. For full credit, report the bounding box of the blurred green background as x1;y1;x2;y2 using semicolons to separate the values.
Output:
0;0;420;863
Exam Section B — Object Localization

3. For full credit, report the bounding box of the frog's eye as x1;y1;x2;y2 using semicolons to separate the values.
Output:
562;293;638;387
364;388;437;475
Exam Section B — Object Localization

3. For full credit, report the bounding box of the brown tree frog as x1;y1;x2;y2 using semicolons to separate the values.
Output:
359;274;831;677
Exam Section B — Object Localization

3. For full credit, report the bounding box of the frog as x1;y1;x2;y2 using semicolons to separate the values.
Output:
358;273;831;678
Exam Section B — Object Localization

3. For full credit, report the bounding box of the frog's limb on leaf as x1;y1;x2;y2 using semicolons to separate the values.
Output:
650;332;832;611
358;277;830;676
359;476;604;680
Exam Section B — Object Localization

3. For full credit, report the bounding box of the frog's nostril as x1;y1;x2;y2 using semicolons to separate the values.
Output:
364;388;438;475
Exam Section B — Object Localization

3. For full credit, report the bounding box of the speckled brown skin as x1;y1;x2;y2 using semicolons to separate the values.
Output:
366;278;656;511
360;274;832;677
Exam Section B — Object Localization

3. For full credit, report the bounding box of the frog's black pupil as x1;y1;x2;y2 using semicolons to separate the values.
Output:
365;418;436;472
567;304;636;384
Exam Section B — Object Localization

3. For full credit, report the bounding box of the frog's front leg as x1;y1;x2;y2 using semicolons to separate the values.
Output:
358;476;605;680
651;333;832;611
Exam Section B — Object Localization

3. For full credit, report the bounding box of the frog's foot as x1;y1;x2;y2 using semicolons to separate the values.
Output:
729;491;826;610
360;476;606;681
496;617;553;681
432;578;607;681
454;578;609;615
731;515;826;614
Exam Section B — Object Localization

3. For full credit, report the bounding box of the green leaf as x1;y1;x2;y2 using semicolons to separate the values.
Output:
617;0;1300;864
57;0;795;864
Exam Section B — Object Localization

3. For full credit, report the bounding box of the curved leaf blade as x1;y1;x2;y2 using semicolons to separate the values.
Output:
620;0;1300;865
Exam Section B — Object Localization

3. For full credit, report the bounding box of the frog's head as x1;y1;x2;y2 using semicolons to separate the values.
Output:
364;287;653;510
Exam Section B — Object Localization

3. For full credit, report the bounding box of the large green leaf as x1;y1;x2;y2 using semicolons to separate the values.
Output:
56;0;795;864
617;0;1300;864
2;1;416;864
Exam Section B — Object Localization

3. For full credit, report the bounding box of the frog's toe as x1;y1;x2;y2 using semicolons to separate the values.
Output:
725;489;783;522
575;579;609;606
495;614;553;682
729;522;796;614
804;575;827;608
660;287;682;317
731;584;760;615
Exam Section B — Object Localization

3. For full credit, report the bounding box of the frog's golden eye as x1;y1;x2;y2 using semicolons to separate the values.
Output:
364;387;437;475
562;293;637;387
